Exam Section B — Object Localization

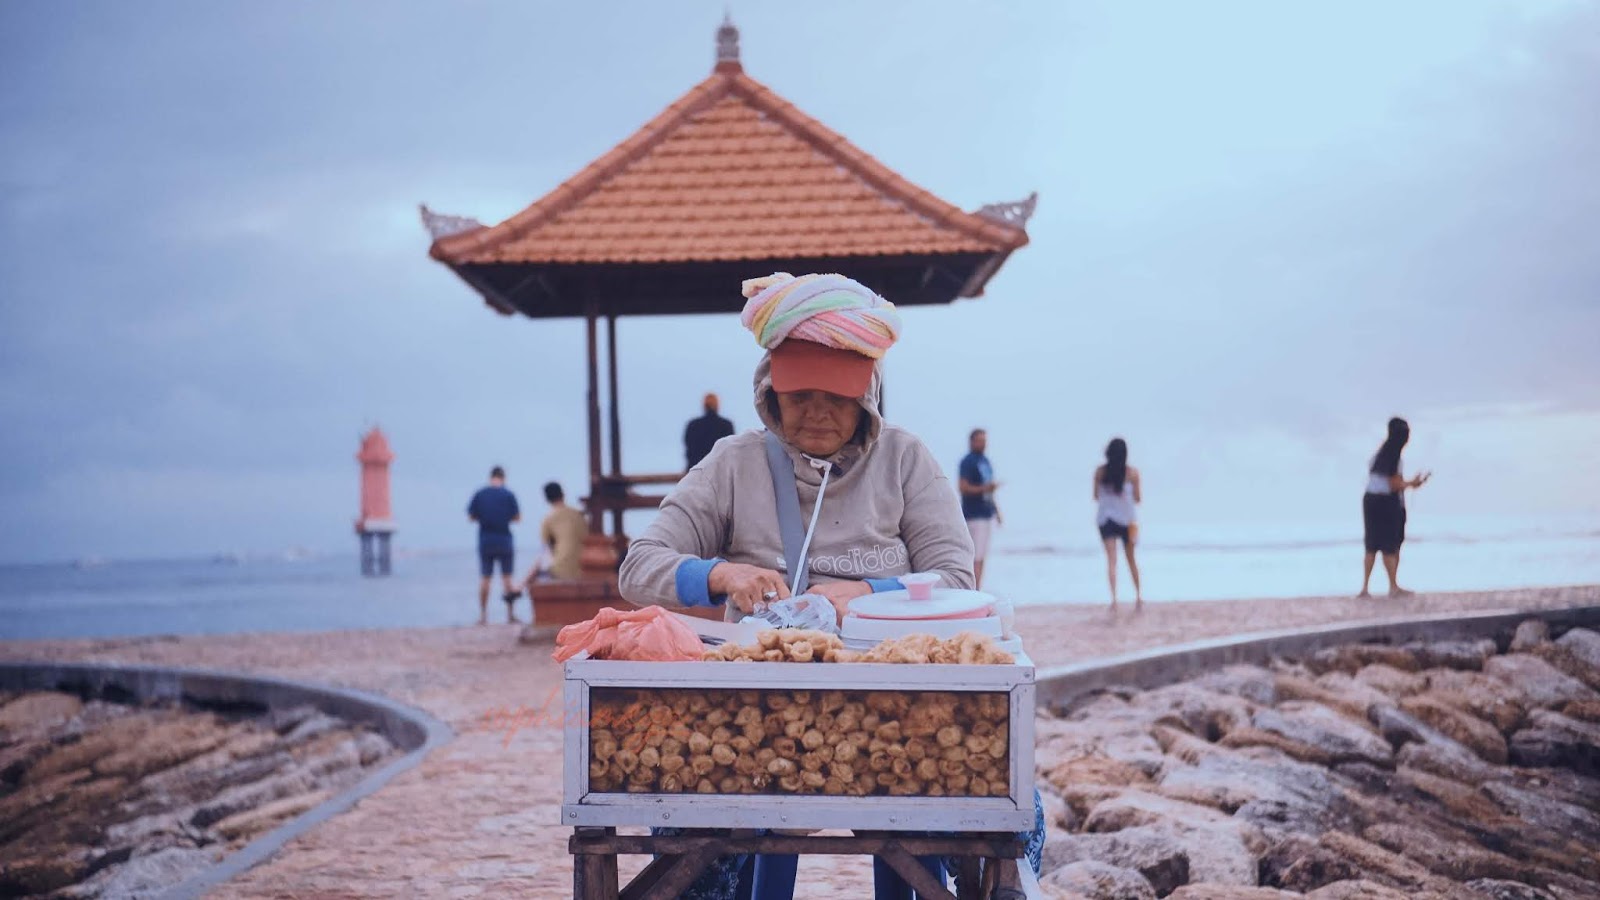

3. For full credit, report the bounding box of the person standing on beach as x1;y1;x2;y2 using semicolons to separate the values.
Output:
684;392;734;470
538;482;589;581
1360;417;1431;598
467;466;522;625
1094;438;1142;609
958;428;1002;587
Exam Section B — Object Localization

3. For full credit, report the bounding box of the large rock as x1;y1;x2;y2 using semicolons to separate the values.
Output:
1047;756;1156;795
0;737;52;784
1464;879;1560;899
1353;664;1426;698
1393;766;1506;823
1481;780;1600;844
1038;706;1168;781
1362;821;1542;883
1039;787;1080;832
1083;790;1262;885
1394;737;1497;785
93;716;231;780
1542;628;1600;690
1308;673;1393;720
1420;670;1529;733
1398;695;1508;763
189;768;318;829
1307;644;1420;676
1510;619;1551;652
1040;860;1157;900
0;692;83;739
1130;683;1255;742
1562;698;1600;723
1484;655;1597;710
25;714;156;783
1274;674;1375;721
72;845;217;897
1508;710;1600;776
1246;704;1393;768
353;730;393;766
1405;639;1497;671
1192;666;1277;706
1160;749;1338;836
1042;826;1190;895
1276;831;1441;893
0;846;92;895
212;788;330;842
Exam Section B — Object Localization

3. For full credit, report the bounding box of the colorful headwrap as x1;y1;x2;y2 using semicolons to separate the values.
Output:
739;273;902;360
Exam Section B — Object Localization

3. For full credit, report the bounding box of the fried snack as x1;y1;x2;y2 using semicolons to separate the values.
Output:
587;687;1010;798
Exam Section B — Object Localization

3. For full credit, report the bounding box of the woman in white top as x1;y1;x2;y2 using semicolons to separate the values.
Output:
1360;417;1431;597
1093;437;1142;609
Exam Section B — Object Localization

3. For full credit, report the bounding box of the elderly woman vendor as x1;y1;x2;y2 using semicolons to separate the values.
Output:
620;271;975;621
620;273;1039;900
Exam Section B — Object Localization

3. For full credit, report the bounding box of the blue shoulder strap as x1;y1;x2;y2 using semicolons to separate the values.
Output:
763;430;809;594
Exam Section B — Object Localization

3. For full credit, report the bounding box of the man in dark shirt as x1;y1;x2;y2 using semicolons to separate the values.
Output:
958;429;1003;588
683;392;735;470
467;466;522;625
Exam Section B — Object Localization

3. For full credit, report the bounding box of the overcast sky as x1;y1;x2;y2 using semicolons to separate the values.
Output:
1;0;1596;564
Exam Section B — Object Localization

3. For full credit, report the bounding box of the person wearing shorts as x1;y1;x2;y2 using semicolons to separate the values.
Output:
1094;438;1142;610
467;466;522;624
1360;417;1431;598
958;428;1002;588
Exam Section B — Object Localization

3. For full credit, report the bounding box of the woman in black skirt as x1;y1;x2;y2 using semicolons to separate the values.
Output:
1360;417;1431;597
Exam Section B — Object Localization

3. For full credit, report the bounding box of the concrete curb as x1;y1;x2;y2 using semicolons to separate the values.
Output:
0;662;453;900
1034;604;1600;711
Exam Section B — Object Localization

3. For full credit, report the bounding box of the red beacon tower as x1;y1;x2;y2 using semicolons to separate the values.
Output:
355;427;396;576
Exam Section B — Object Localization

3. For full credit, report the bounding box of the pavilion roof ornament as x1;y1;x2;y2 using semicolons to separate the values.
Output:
418;204;484;240
976;192;1039;230
715;13;741;72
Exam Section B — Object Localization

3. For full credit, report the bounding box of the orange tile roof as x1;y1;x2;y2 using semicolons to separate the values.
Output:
429;63;1029;267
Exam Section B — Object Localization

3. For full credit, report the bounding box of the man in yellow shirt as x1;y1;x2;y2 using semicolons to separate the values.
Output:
538;482;589;580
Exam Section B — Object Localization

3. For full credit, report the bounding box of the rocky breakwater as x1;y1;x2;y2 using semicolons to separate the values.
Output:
1032;618;1600;900
0;690;397;897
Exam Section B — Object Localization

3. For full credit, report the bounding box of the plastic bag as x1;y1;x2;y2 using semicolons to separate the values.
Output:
745;594;840;636
553;606;705;663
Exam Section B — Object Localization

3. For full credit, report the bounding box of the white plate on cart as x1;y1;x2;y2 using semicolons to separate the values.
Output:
848;588;995;620
841;614;1003;643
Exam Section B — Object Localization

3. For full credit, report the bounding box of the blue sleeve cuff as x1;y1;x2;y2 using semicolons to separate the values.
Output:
675;557;726;607
865;577;904;593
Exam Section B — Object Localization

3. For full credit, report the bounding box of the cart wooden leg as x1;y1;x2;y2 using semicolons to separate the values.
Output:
990;857;1027;900
877;841;958;900
573;827;619;900
636;846;721;900
953;855;982;898
617;854;677;900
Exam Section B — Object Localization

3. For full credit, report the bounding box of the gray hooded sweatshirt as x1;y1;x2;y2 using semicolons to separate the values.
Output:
619;356;976;619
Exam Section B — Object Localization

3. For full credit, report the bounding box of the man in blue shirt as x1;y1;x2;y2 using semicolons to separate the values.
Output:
467;466;522;625
958;429;1003;588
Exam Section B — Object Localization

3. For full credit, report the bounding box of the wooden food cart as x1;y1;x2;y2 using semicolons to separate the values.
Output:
562;653;1038;899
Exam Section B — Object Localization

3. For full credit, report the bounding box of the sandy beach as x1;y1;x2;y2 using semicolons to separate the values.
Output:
2;583;1596;897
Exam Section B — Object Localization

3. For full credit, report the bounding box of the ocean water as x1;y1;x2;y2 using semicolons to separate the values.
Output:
1;518;1595;641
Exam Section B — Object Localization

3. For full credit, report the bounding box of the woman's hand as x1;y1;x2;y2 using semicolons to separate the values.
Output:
708;563;791;613
808;580;872;624
1411;471;1432;489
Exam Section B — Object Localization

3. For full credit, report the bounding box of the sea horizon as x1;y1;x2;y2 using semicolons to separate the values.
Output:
2;511;1594;642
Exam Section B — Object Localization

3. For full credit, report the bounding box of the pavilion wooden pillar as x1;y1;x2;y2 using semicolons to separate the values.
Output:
606;315;626;557
584;305;604;534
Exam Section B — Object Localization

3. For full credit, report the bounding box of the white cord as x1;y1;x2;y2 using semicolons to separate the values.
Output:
791;455;833;593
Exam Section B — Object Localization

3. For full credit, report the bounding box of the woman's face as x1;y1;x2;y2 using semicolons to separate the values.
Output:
775;390;863;457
